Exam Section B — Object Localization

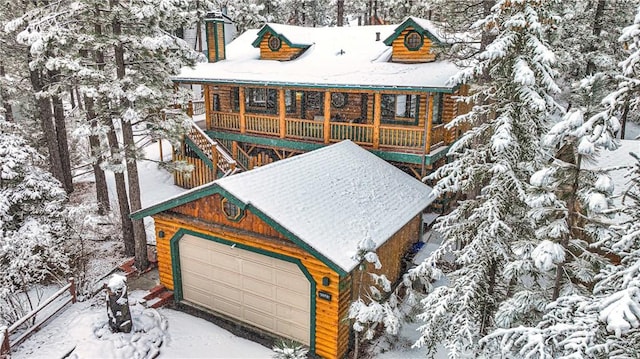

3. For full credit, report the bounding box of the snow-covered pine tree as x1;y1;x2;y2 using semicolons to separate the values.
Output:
0;114;75;324
478;6;640;356
550;0;638;124
408;1;560;356
3;0;75;194
492;105;620;332
480;145;640;359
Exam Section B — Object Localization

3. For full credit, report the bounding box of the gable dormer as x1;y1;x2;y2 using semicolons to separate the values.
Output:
383;17;446;63
251;24;312;61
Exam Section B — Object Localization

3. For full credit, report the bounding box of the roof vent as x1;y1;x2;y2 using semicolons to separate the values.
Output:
376;32;381;41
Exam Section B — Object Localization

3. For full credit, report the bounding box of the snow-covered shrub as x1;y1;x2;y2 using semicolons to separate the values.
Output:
271;339;308;359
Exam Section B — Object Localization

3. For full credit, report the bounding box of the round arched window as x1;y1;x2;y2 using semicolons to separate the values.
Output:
268;35;282;51
404;31;423;51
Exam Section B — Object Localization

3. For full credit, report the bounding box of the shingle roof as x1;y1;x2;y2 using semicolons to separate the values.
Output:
133;141;435;272
174;21;460;92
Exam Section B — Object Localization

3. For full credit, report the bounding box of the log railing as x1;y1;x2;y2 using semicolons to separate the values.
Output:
431;124;446;149
245;114;279;136
285;118;324;141
330;122;373;145
211;112;240;131
2;278;76;356
379;125;424;149
208;113;456;154
186;119;240;175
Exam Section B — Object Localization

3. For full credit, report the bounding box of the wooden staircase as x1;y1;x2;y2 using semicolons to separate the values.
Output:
174;119;245;188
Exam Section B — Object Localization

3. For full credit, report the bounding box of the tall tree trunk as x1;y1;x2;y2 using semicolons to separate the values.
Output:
88;5;111;216
112;0;149;271
29;62;66;187
85;96;110;215
586;0;606;75
337;0;344;26
106;120;136;256
51;90;74;193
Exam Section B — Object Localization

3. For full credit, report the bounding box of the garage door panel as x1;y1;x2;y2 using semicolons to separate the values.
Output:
211;282;242;302
276;272;309;295
211;267;242;287
242;261;275;282
244;292;276;315
182;269;212;291
179;234;311;345
213;296;243;318
244;307;277;330
243;276;276;298
211;252;241;272
277;287;309;310
183;286;212;308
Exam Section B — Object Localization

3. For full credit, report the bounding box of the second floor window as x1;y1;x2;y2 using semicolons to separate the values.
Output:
381;94;420;125
246;88;278;114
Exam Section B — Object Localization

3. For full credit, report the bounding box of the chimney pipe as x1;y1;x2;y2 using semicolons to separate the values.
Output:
375;32;380;41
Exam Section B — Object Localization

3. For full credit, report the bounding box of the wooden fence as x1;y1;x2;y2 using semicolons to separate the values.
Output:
1;278;76;357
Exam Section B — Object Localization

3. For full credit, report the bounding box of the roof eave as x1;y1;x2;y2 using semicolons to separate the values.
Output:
171;77;456;93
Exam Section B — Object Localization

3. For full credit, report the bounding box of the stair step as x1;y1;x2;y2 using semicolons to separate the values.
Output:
149;291;174;309
143;285;166;301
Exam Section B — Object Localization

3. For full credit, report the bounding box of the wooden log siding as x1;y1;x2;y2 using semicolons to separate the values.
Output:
259;33;305;61
391;27;436;63
153;211;344;359
442;93;458;144
350;215;421;296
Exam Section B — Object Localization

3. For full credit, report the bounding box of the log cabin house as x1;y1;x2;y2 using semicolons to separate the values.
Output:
132;141;435;358
173;15;468;188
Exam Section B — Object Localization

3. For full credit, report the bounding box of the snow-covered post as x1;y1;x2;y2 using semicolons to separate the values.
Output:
106;274;132;333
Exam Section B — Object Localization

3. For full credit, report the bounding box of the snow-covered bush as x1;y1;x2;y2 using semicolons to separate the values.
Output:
271;339;308;359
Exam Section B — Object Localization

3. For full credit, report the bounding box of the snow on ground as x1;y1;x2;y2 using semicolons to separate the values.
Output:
12;290;272;359
102;138;186;244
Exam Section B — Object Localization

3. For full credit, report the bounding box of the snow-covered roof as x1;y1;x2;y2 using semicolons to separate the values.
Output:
134;141;435;273
173;22;460;92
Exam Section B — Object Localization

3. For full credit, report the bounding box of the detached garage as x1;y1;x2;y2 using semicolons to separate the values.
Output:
132;140;435;358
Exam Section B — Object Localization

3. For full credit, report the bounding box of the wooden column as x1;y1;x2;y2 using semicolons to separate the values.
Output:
279;88;286;138
425;93;434;154
204;85;212;130
323;91;331;144
211;144;220;179
373;92;381;149
239;87;246;134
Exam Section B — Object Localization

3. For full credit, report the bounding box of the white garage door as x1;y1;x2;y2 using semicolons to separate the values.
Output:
179;234;311;345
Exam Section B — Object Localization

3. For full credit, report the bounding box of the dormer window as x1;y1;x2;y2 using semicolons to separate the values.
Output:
268;35;282;51
404;31;423;51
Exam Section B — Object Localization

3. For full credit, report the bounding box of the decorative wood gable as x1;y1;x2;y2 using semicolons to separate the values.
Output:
383;17;445;63
252;24;312;61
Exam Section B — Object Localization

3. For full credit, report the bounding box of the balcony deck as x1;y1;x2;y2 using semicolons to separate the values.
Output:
207;111;453;155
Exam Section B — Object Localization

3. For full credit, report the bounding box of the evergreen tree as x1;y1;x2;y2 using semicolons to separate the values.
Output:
0;114;74;324
479;6;640;356
408;1;560;356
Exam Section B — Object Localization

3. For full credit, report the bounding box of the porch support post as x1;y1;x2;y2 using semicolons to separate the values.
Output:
279;88;286;139
323;90;331;144
239;87;246;134
373;92;381;149
425;93;434;154
204;85;212;130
